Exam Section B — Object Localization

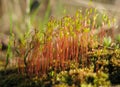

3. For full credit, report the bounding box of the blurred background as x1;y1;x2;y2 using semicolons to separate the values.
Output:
0;0;120;61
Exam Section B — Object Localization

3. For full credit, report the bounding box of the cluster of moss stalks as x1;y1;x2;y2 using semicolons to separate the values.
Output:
0;8;120;87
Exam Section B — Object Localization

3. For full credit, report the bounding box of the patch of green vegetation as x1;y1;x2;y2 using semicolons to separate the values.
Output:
0;7;120;87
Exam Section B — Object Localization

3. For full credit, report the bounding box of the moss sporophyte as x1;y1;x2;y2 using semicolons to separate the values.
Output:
3;8;119;87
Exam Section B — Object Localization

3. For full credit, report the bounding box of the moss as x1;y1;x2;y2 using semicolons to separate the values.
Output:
0;8;120;86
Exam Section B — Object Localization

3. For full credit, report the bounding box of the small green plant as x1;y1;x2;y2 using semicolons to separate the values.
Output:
116;34;120;44
5;14;14;69
103;36;112;47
